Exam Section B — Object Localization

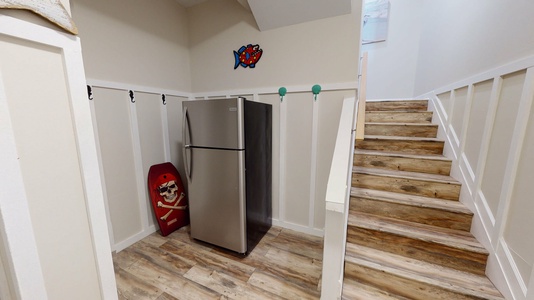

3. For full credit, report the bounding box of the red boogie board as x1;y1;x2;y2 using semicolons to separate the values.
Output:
148;162;189;236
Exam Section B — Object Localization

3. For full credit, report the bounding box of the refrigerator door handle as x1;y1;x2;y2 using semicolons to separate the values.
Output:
182;107;192;180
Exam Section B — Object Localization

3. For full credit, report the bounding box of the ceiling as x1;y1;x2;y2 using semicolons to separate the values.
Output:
175;0;352;31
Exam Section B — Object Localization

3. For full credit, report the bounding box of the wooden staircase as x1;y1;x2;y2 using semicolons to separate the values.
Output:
342;100;504;300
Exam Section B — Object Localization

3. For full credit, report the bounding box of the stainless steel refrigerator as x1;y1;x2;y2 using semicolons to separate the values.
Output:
182;97;272;254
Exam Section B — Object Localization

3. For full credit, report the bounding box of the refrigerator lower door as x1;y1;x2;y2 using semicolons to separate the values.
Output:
187;147;247;253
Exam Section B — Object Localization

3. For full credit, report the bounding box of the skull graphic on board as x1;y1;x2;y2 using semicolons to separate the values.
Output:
158;179;178;203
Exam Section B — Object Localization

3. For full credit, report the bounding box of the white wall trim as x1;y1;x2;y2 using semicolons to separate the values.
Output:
0;14;117;299
192;82;358;99
272;219;323;237
62;38;118;300
87;78;192;99
278;97;287;224
457;154;474;196
458;85;474;158
472;77;503;238
432;55;534;96
420;57;534;300
308;95;319;228
114;225;157;252
496;238;528;298
475;191;496;228
491;67;534;245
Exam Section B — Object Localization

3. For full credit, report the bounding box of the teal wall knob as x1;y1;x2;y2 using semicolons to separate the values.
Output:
278;87;287;101
312;84;321;100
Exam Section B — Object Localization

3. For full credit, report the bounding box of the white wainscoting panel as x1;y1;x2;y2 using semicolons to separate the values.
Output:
420;56;534;300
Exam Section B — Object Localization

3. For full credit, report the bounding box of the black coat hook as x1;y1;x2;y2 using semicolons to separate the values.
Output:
87;85;93;100
162;94;166;105
129;90;135;103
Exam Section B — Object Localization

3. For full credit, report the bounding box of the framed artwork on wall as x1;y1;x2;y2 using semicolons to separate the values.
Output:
362;0;389;44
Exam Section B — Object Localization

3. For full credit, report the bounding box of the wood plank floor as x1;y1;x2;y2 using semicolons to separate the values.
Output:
113;226;323;300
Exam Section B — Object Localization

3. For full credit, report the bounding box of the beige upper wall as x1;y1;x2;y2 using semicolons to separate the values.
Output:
188;0;361;93
414;0;534;95
71;0;192;91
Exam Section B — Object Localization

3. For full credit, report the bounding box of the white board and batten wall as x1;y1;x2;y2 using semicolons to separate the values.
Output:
89;81;356;252
74;0;362;252
421;57;534;300
0;14;116;300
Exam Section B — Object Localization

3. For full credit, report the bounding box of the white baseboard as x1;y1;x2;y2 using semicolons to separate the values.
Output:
272;219;324;237
113;225;157;252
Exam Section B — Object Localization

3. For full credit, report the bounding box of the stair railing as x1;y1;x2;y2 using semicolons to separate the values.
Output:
320;52;368;299
320;96;356;299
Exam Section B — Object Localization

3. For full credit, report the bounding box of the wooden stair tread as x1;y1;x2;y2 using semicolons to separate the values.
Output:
365;111;434;124
366;110;430;112
353;166;460;185
365;122;438;127
351;188;472;216
363;135;444;142
342;278;411;300
344;243;504;300
348;211;487;254
354;149;451;162
365;100;429;111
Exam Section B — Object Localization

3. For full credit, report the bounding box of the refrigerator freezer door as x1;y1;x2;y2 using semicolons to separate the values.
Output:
187;147;247;253
183;98;244;150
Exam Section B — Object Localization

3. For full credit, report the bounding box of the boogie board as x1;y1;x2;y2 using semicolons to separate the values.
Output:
148;162;189;236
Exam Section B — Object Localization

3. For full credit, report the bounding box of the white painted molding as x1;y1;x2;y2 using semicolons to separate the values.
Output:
193;82;358;99
87;78;192;99
473;77;503;238
62;38;118;300
279;97;287;224
458;153;474;196
309;95;319;228
492;67;534;246
487;243;516;300
0;14;117;299
114;225;157;252
496;238;528;298
432;55;534;96
458;85;475;159
320;210;345;300
420;60;534;300
475;191;496;229
528;268;534;300
271;219;323;237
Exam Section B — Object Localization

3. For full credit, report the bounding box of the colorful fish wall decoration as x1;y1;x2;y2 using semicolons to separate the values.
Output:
234;44;263;69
